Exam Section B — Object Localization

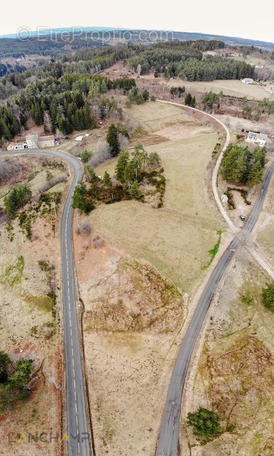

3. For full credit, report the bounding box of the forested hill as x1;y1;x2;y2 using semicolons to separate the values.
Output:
0;39;259;144
0;40;256;99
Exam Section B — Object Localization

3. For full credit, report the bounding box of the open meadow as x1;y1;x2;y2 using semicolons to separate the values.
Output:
76;101;226;455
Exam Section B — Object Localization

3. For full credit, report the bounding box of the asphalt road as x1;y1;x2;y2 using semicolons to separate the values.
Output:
0;150;92;456
156;161;274;456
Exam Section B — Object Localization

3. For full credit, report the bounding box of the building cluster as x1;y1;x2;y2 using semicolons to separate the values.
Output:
7;134;59;151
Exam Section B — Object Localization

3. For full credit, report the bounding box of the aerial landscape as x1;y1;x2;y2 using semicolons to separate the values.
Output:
0;1;274;456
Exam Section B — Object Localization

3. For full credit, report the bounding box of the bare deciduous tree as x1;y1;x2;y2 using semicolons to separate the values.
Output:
118;133;129;151
0;159;21;184
79;219;92;236
90;139;112;167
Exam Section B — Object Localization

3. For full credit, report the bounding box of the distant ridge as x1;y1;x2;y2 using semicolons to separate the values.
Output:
0;27;273;48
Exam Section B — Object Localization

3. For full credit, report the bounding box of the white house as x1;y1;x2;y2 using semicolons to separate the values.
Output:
7;141;28;151
241;78;254;84
246;131;267;147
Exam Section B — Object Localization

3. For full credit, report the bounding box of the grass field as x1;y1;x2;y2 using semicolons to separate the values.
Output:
163;78;271;100
93;102;222;292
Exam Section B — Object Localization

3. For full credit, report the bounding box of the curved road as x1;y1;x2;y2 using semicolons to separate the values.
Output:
155;104;274;455
0;149;92;456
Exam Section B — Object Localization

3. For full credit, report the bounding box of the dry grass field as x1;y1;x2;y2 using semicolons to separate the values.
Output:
94;102;222;292
77;101;226;455
181;249;274;456
253;174;274;263
0;156;68;456
165;78;271;100
140;74;272;100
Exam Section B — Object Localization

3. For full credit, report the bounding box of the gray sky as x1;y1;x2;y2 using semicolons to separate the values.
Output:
1;0;274;43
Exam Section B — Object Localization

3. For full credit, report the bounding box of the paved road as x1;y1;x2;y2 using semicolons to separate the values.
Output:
0;150;93;456
155;160;274;454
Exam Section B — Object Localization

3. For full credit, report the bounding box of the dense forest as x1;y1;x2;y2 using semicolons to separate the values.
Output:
0;73;138;142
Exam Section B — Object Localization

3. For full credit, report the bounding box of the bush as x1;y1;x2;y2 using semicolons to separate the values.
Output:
79;219;91;236
187;407;221;439
262;281;274;312
4;184;32;215
79;149;92;163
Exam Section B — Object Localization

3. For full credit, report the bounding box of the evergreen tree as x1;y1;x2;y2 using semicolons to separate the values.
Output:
129;181;142;200
115;150;129;183
4;185;32;215
72;181;94;214
262;281;274;312
0;351;11;383
187;407;221;439
107;124;120;157
103;171;112;187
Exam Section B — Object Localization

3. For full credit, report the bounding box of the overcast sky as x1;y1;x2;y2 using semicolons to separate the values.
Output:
1;0;274;43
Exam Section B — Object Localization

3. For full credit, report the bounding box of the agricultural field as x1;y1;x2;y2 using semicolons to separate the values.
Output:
75;101;226;455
